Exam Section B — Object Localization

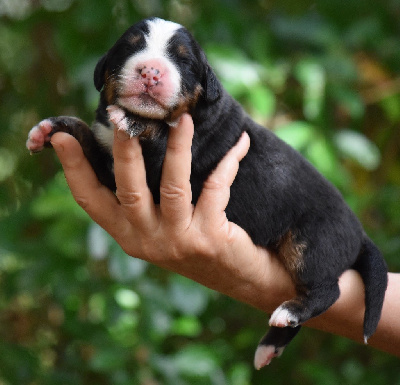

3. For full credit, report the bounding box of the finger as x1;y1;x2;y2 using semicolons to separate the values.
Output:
51;132;128;238
195;132;250;222
112;125;157;229
159;114;194;228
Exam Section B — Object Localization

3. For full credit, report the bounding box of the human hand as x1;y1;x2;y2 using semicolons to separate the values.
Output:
49;115;400;357
50;114;295;313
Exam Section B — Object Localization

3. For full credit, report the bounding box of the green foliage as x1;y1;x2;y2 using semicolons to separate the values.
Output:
1;0;400;384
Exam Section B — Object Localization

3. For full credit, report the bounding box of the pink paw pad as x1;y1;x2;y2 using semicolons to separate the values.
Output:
254;345;285;370
107;105;131;141
26;119;53;153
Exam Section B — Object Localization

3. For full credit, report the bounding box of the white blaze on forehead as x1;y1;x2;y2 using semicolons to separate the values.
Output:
145;18;182;57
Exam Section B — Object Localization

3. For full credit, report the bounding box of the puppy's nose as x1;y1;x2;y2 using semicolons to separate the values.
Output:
140;66;162;87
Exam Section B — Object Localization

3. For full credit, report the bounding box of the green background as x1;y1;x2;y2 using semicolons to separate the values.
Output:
1;0;399;384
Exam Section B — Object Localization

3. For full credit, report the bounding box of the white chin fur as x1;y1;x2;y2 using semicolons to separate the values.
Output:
118;95;168;120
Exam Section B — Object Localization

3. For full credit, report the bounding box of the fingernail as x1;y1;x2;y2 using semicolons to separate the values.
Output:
116;128;131;141
239;131;250;143
50;138;64;153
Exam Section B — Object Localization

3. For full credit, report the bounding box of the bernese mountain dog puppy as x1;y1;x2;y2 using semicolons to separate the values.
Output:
27;17;388;369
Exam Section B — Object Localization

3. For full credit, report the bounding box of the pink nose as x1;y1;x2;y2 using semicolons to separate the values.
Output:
140;65;162;87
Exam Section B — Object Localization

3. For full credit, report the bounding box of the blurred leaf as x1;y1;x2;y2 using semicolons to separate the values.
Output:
380;93;400;123
275;121;315;150
340;359;364;383
0;24;34;74
30;172;87;220
295;59;326;120
114;288;141;310
108;251;148;282
0;342;38;384
168;275;210;316
276;122;350;187
334;129;381;170
171;316;202;337
229;362;252;385
173;344;219;377
270;12;337;48
88;292;107;323
41;0;74;12
248;85;276;118
89;348;129;372
0;148;17;182
108;311;139;346
87;223;110;260
331;87;365;120
300;360;341;385
306;137;342;182
206;44;263;97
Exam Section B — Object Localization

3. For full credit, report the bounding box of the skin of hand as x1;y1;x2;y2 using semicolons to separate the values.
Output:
50;113;400;358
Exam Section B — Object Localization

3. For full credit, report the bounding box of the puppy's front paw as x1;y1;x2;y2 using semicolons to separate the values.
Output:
107;105;131;141
269;305;300;328
107;105;150;139
26;119;54;153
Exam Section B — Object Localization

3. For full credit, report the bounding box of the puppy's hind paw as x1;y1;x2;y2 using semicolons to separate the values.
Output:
26;119;53;153
269;306;300;328
254;344;284;370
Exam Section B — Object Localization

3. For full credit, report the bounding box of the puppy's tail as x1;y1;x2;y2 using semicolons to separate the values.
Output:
353;236;388;343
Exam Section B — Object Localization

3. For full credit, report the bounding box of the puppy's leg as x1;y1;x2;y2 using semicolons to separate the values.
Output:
27;116;116;191
26;119;55;153
269;280;340;328
27;117;95;152
269;227;343;328
254;326;301;369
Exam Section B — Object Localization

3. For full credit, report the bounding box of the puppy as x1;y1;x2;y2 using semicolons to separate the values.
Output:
27;17;388;368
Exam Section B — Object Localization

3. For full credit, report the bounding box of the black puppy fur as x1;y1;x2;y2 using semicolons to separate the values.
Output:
27;18;388;367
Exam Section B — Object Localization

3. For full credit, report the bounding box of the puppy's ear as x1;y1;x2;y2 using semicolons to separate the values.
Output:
203;64;222;103
94;53;108;92
199;49;222;103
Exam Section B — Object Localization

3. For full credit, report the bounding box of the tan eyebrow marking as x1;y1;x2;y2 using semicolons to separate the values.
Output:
177;44;188;56
128;33;142;45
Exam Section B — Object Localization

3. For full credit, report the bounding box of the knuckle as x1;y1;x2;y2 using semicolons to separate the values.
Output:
140;235;176;264
113;140;142;165
115;150;141;165
151;227;187;262
191;238;211;257
202;177;225;191
164;243;182;263
116;187;143;208
167;139;186;154
64;154;85;170
74;195;91;211
186;228;218;259
160;181;187;202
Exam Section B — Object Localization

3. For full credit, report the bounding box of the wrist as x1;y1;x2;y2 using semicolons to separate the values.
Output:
227;247;296;315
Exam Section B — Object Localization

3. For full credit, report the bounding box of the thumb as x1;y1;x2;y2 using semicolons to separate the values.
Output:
50;132;127;239
51;131;104;196
51;132;86;169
